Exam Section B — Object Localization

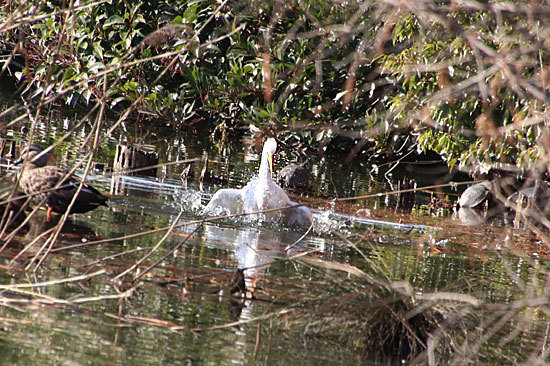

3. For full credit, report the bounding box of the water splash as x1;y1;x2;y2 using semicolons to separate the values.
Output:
313;211;347;234
174;188;204;213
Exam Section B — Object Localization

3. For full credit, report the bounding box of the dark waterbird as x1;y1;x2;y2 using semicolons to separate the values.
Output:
14;145;108;220
277;163;311;191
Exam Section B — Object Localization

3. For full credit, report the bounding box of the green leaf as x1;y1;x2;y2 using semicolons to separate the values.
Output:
259;109;271;118
93;41;104;59
63;67;76;81
103;15;124;28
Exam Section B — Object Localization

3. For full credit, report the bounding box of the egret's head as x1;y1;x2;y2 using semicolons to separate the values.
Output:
262;138;277;178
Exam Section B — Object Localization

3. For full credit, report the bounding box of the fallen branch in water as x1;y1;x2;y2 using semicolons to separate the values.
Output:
103;312;188;331
0;283;134;305
0;269;106;289
197;308;294;332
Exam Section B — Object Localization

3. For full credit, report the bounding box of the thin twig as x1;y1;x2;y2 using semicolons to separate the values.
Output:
113;210;185;281
284;221;313;252
132;220;203;282
197;308;294;331
0;269;105;290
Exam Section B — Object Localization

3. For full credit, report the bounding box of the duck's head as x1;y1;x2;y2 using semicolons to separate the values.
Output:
14;145;48;168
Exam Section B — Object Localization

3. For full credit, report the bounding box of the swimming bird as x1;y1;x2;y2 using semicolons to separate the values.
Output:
204;138;312;226
278;162;311;191
15;145;108;220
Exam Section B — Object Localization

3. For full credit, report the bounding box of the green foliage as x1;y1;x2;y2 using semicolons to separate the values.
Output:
1;1;549;170
377;6;550;173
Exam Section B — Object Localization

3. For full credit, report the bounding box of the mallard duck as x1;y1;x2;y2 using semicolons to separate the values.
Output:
204;138;312;227
15;145;108;220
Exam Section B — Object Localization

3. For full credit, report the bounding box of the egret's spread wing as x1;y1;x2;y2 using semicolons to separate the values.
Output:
283;200;313;226
204;188;245;216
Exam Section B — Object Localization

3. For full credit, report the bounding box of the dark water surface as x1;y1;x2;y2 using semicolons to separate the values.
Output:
0;110;549;364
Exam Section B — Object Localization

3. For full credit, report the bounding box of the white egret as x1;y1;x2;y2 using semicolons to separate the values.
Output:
204;138;312;226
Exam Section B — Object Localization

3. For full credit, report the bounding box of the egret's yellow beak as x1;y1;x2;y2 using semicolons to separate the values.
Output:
267;152;273;178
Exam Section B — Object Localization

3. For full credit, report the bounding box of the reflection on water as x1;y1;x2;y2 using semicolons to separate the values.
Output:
203;223;323;272
200;221;329;365
458;207;486;226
